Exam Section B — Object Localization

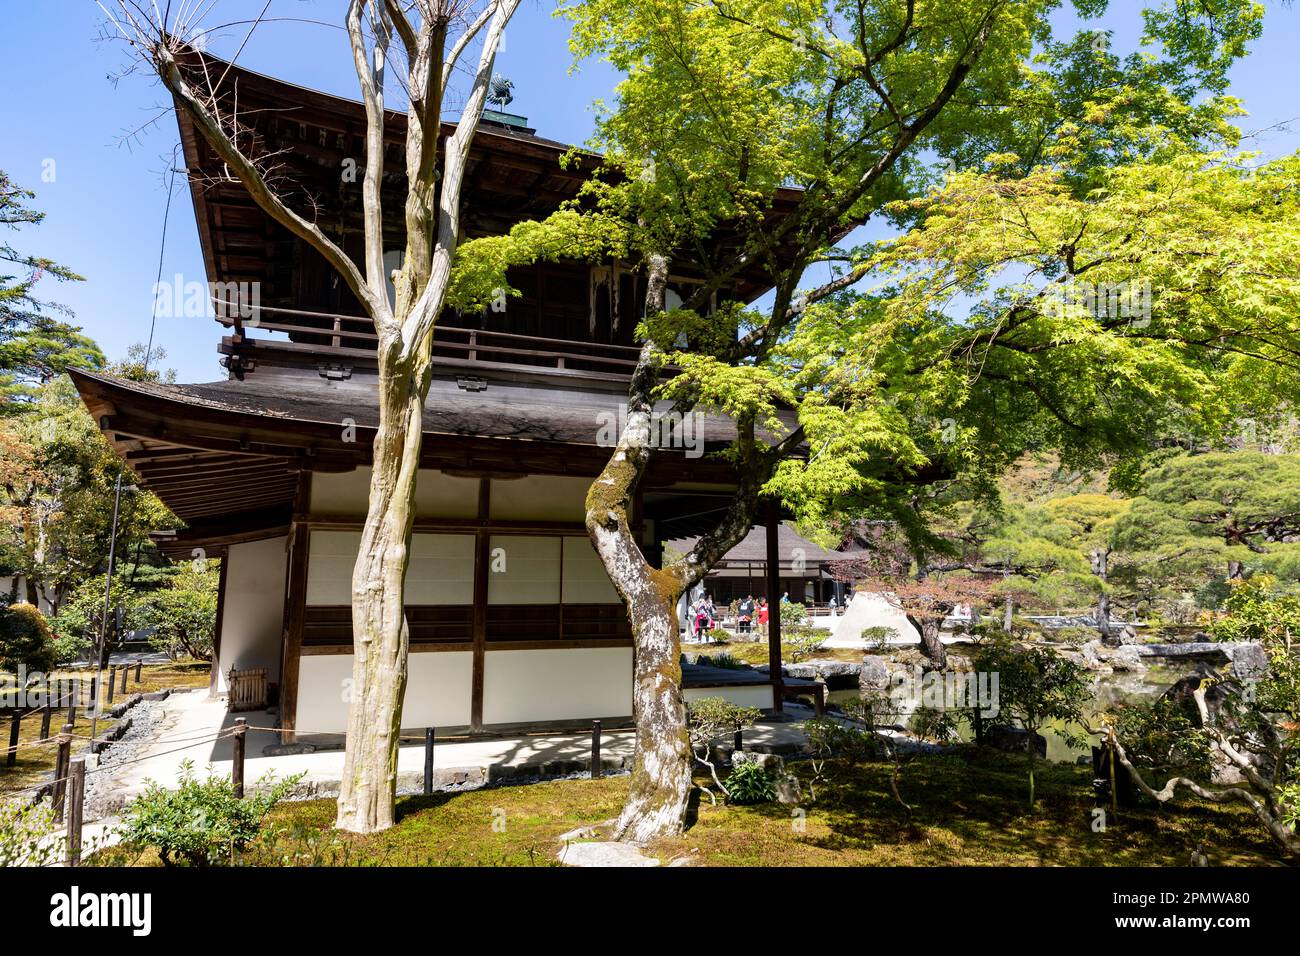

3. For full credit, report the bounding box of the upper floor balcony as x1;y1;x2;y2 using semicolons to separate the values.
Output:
216;303;657;389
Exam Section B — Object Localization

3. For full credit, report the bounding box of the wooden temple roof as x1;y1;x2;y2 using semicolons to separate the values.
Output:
175;52;796;311
665;524;841;570
71;367;788;549
70;55;822;554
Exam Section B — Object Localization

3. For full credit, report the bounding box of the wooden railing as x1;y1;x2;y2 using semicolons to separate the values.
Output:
215;303;648;379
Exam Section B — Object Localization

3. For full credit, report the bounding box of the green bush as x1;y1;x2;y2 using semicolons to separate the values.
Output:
785;626;825;662
118;760;302;866
779;601;808;628
704;627;731;644
0;800;60;868
860;626;894;649
0;602;56;672
725;759;776;805
908;705;960;743
1113;698;1216;784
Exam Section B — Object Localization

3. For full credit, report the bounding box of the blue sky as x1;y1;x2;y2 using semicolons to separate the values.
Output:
2;0;1297;383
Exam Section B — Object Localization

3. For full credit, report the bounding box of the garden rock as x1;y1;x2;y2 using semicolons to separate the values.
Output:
1228;643;1269;681
859;657;891;692
775;774;802;805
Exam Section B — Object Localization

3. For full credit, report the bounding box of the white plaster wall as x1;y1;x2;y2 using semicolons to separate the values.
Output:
215;536;287;694
489;475;589;521
482;647;632;724
306;530;475;605
0;575;54;614
297;650;474;733
683;684;775;710
487;535;561;604
311;467;479;517
561;537;619;603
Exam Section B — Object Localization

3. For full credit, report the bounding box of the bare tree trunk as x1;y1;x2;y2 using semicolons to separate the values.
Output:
336;352;430;833
104;0;520;836
585;252;693;842
599;537;693;842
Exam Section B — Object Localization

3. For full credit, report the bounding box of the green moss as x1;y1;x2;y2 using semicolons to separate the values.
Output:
91;745;1282;867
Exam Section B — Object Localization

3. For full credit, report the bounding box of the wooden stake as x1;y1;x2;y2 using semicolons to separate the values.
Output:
591;720;602;779
6;709;20;767
40;690;52;741
134;660;142;683
424;728;435;795
106;667;116;705
232;718;247;798
120;665;129;695
53;724;72;823
66;757;85;867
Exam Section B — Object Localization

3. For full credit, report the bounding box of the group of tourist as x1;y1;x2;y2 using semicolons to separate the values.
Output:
686;592;774;641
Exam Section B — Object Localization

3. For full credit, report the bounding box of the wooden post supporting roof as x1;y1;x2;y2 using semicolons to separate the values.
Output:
765;501;783;713
470;478;490;732
279;470;312;743
209;552;230;697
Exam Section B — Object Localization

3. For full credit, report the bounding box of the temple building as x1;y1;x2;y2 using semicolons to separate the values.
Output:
72;56;805;741
665;524;845;608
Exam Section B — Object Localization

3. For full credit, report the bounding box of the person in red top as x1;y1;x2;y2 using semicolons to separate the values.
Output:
757;599;769;627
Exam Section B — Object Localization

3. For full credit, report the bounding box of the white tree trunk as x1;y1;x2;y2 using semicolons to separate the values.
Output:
336;356;428;832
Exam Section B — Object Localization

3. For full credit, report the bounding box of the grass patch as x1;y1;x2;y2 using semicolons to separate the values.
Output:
94;744;1283;867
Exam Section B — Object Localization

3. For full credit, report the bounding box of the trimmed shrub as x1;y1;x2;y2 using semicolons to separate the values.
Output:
118;760;302;866
0;602;56;672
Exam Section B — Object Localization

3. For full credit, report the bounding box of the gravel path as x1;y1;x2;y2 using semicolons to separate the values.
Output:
81;694;187;820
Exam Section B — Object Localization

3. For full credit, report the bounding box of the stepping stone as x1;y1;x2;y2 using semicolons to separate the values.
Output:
557;840;661;867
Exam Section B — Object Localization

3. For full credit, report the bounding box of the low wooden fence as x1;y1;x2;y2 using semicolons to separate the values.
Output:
3;662;145;767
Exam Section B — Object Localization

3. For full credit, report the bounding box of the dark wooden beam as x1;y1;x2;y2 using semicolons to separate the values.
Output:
210;555;230;697
279;470;312;744
765;501;783;714
470;478;490;732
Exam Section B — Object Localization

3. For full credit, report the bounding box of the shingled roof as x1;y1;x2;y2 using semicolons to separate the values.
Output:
664;523;840;568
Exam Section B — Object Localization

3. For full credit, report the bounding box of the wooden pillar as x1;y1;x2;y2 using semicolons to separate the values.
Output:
765;500;783;714
209;551;230;698
470;478;490;732
279;470;312;744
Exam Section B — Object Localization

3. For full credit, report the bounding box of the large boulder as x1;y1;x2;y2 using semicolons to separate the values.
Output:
1079;641;1114;674
1228;643;1270;682
775;775;802;806
859;657;891;693
1109;645;1147;672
